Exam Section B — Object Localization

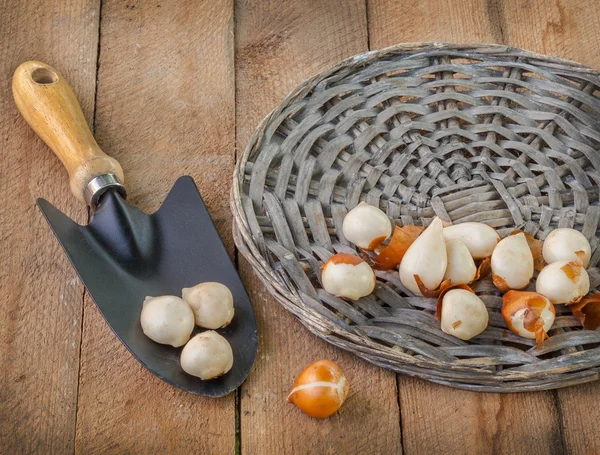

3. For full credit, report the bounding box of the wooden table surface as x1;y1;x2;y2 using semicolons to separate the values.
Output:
2;0;600;453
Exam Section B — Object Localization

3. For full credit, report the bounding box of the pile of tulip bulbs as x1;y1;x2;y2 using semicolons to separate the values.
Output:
321;202;600;347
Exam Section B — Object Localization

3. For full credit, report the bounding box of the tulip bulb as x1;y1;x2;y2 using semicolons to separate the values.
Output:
438;288;488;340
443;240;477;285
287;360;349;418
321;254;376;300
502;291;555;346
536;259;590;304
342;202;392;250
180;331;234;380
442;222;500;259
491;233;534;291
542;228;591;268
399;217;447;295
140;295;195;347
182;282;234;329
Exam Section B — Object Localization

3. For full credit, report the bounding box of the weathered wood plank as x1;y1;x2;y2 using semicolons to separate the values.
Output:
3;1;600;454
396;378;563;455
495;1;600;453
367;1;562;453
74;1;236;453
235;1;402;453
0;1;99;452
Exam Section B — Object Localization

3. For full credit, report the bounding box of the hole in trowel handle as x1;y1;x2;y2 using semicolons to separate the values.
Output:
31;67;58;84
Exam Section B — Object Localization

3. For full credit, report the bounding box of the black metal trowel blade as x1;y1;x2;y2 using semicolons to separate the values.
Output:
37;176;258;397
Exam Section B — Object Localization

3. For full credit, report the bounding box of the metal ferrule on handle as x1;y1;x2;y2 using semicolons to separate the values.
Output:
85;174;127;207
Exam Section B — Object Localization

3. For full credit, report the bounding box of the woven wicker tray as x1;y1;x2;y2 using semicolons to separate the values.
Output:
231;42;600;392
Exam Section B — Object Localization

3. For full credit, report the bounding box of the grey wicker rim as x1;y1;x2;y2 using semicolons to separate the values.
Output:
232;42;600;392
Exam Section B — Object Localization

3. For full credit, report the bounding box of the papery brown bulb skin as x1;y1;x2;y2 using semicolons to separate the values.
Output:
502;291;555;346
287;360;349;419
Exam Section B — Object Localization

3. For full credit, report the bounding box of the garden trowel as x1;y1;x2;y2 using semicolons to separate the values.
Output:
12;61;258;397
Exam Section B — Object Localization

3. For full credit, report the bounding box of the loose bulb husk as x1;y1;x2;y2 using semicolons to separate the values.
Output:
287;360;349;419
570;293;600;330
399;217;447;295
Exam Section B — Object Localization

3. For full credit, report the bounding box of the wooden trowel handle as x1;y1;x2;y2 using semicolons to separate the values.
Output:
12;61;124;205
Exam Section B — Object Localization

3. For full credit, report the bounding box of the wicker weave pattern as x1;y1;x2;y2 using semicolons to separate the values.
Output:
232;43;600;392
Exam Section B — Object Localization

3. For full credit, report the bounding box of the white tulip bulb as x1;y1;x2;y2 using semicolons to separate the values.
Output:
399;217;447;295
182;282;234;329
536;260;590;304
542;228;591;268
140;295;195;347
181;331;234;380
321;253;376;300
491;233;534;291
440;289;489;340
442;222;500;259
443;239;477;285
342;202;392;250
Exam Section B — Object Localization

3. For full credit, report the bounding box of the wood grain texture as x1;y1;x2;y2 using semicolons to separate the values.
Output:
0;0;99;453
493;1;600;453
556;382;600;455
489;0;600;68
74;1;236;453
3;0;600;453
368;0;504;45
235;1;402;453
367;1;561;454
396;378;562;455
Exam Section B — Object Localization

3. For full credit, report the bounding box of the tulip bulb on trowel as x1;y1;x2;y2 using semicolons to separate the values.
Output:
399;217;447;295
